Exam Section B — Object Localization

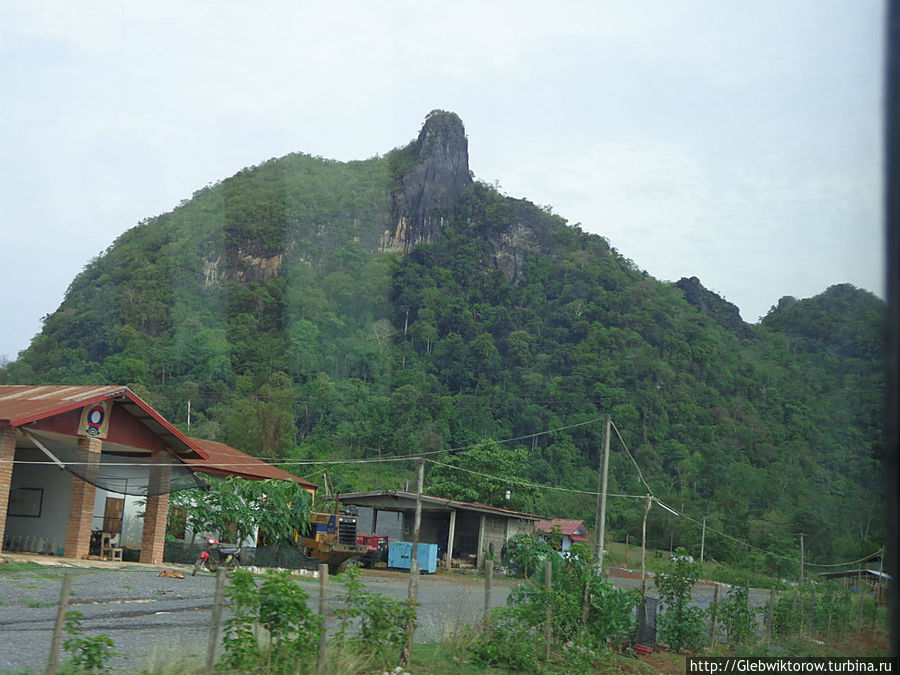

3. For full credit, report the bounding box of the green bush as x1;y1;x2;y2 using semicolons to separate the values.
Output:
718;582;759;645
657;548;707;653
471;544;639;671
63;611;118;673
222;569;322;673
502;533;556;578
333;565;418;668
469;608;542;671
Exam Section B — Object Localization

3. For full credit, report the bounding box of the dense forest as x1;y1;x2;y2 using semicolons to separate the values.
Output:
1;111;885;576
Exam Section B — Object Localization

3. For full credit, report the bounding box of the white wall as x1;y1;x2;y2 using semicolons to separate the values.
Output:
6;448;73;553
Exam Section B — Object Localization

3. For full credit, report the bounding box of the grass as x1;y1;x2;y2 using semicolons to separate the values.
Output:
603;540;786;589
0;562;44;574
22;598;56;608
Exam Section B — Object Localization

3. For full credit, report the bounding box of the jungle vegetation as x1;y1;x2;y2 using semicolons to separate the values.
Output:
1;113;885;578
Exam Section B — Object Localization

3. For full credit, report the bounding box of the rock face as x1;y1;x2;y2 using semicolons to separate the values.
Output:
384;110;473;251
676;276;753;338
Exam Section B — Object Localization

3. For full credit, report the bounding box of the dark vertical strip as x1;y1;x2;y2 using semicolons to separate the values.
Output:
885;0;899;658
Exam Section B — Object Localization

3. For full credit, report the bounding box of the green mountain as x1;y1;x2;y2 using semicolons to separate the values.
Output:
2;111;884;574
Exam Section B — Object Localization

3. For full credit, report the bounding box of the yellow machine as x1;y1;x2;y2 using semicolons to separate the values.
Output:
295;504;367;572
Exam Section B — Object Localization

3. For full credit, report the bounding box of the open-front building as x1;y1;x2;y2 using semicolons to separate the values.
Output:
339;489;541;570
0;385;209;563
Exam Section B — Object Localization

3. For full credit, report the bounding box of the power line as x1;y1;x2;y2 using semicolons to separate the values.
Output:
610;419;654;496
423;457;648;499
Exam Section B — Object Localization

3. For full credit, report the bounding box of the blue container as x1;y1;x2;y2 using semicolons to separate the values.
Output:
388;541;438;574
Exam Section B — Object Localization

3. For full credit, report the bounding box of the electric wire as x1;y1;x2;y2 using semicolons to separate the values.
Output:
6;417;882;572
610;419;654;496
422;457;649;499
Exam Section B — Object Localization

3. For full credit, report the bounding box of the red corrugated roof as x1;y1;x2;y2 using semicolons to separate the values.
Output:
0;385;206;459
0;385;130;425
185;438;317;491
535;519;591;538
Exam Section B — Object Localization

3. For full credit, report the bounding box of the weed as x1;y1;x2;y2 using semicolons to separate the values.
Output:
332;565;418;669
222;569;322;673
62;610;118;673
23;598;56;608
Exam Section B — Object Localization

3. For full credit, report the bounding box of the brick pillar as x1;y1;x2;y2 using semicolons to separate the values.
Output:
64;437;102;558
140;464;171;564
0;426;18;549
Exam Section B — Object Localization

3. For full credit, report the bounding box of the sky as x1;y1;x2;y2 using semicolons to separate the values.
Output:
0;0;885;361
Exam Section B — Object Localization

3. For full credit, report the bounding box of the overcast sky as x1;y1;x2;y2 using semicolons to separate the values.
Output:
0;1;885;361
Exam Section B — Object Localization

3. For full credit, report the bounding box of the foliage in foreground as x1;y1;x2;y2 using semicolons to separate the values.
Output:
332;565;418;669
656;548;707;653
220;567;416;674
62;610;118;673
222;569;321;673
471;541;640;671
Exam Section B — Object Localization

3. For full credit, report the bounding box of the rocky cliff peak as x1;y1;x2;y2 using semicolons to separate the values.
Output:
676;276;753;338
384;110;473;251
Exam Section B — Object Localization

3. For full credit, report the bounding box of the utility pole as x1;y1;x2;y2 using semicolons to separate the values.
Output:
700;516;707;563
187;399;191;432
401;458;425;667
799;533;805;587
592;414;611;568
641;495;651;598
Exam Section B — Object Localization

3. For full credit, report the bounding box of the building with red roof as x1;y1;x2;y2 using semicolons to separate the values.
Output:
0;385;315;562
535;518;591;552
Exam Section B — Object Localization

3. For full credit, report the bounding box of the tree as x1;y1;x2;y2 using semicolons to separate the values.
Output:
426;440;541;512
170;476;311;545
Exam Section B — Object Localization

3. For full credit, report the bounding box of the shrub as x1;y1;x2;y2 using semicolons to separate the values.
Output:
333;565;418;668
63;610;118;673
222;569;322;673
657;547;707;653
471;543;639;671
718;582;759;645
502;532;556;578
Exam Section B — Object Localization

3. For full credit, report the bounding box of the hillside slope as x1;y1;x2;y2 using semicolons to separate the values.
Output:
2;111;885;572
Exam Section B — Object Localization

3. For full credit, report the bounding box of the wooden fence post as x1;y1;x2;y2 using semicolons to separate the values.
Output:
807;586;816;635
204;569;226;675
544;560;553;663
317;563;328;675
708;583;720;645
400;458;424;667
46;572;73;675
483;558;493;620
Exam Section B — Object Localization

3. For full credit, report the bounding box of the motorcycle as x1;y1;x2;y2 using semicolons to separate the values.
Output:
192;536;241;576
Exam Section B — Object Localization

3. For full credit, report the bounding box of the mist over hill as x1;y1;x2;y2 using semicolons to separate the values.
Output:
2;111;885;573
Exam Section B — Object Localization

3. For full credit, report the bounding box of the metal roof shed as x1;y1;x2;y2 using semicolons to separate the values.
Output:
337;489;542;571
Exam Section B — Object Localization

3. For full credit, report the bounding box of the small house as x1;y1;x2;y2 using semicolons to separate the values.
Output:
535;518;591;552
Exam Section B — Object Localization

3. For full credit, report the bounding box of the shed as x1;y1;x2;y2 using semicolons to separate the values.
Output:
337;490;542;570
